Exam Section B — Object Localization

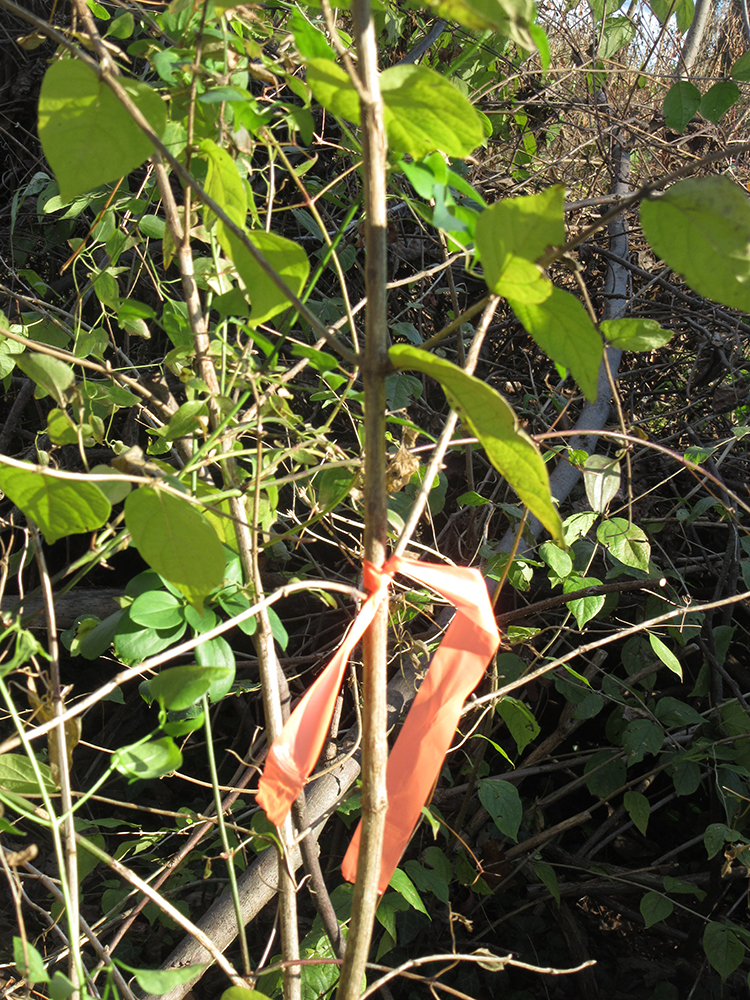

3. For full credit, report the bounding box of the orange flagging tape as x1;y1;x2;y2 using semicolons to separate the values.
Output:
256;555;501;893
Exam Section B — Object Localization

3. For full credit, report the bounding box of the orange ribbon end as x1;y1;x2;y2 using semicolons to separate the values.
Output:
256;556;501;893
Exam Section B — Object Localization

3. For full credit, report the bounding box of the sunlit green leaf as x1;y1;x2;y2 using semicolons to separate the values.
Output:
112;736;182;782
698;81;740;124
641;176;750;312
475;186;564;302
419;0;535;48
0;464;111;544
509;286;602;401
115;962;209;995
306;60;483;159
597;516;650;572
38;60;166;201
600;317;674;351
124;487;225;608
219;223;310;325
389;345;563;542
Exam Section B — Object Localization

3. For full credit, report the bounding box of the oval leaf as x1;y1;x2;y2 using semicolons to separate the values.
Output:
663;80;700;131
509;286;602;401
112;736;182;782
124;487;225;608
583;454;620;513
698;80;740;124
703;922;744;982
641;176;750;313
640;891;673;928
307;59;483;159
38;60;166;202
0;464;111;544
218;223;310;326
389;344;563;542
478;778;522;840
379;64;484;159
600;317;674;351
146;665;232;711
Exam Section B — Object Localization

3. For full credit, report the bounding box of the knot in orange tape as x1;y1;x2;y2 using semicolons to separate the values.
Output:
256;556;500;893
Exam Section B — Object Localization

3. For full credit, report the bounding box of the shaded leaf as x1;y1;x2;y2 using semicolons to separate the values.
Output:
640;891;673;928
703;922;744;981
478;778;522;840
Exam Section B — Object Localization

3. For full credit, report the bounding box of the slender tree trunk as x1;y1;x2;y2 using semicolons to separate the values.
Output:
680;0;713;77
335;0;390;996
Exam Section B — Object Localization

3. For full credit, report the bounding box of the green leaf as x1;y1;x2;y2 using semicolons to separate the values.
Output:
307;60;483;159
596;517;650;572
289;7;334;60
0;754;55;796
497;697;540;753
115;963;209;996
195;635;236;701
649;633;682;679
112;736;182;782
534;861;560;906
600;317;674;351
13;938;50;984
129;590;185;629
0;464;111;544
640;891;673;928
669;758;702;796
597;16;636;59
38;60;167;201
146;665;232;711
583;454;620;513
662;875;706;900
420;0;535;48
584;750;626;798
731;51;750;81
49;972;77;1000
315;467;357;512
15;351;74;405
219;223;310;325
654;697;703;727
641;176;750;313
403;858;450;903
624;790;650;835
220;990;274;1000
478;778;522;840
124;487;225;609
564;575;605;628
509;286;602;401
622;719;663;764
703;922;744;981
389;345;563;542
200;138;246;229
389;868;430;916
704;822;733;859
475;187;564;302
698;81;740;124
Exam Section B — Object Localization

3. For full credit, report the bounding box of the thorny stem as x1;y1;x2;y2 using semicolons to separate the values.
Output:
335;0;389;996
